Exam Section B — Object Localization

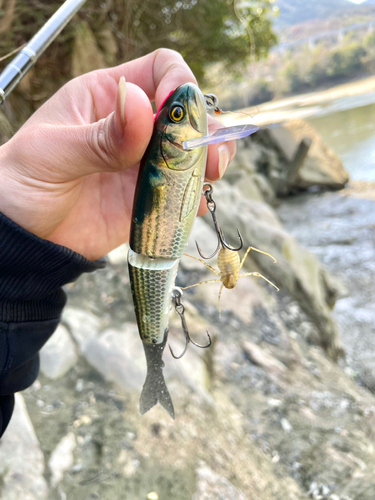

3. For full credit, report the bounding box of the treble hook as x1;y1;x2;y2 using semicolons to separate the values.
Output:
196;183;243;259
169;288;211;359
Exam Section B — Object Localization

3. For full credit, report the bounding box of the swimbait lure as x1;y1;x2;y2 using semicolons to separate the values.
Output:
128;83;208;419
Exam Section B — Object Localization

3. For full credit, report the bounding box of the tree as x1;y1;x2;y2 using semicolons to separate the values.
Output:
110;0;278;82
0;0;277;128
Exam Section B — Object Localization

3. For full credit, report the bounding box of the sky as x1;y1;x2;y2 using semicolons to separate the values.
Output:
346;0;367;4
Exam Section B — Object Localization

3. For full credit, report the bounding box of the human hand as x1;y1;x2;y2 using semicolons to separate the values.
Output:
0;49;236;261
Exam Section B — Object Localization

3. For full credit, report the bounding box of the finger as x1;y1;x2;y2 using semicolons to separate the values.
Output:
205;115;237;182
105;48;197;108
11;79;154;182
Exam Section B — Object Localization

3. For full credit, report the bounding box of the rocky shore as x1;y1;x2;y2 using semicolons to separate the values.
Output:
1;121;375;500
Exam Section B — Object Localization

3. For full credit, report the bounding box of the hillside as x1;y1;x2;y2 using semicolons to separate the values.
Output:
275;0;355;27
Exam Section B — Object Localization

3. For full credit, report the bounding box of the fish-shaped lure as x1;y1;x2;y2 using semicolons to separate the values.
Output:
128;83;208;418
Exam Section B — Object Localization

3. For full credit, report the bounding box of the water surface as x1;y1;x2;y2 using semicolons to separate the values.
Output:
307;94;375;181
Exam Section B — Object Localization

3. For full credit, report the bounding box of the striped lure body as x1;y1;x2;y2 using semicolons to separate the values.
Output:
128;83;208;417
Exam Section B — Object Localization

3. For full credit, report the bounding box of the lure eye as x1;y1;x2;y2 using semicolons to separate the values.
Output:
169;105;184;122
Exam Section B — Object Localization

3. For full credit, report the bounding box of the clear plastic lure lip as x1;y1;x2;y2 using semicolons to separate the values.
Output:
182;123;259;150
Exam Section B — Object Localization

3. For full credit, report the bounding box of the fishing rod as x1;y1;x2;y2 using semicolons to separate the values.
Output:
0;0;87;106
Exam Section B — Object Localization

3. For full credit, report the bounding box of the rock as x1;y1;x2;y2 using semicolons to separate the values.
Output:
0;394;48;500
280;418;293;433
192;463;248;500
73;415;92;428
283;120;349;191
39;324;78;379
245;120;349;194
242;340;287;377
180;217;218;271
253;172;277;204
48;432;76;488
83;319;210;397
83;324;146;391
62;307;102;353
226;136;278;204
319;484;330;497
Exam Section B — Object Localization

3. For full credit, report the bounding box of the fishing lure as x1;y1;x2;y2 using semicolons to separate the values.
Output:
128;83;209;419
128;84;259;419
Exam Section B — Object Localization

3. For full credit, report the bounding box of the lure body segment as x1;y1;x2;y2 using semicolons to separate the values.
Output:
128;83;208;417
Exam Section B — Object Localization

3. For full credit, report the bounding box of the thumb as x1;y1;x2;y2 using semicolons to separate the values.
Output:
14;78;154;183
77;77;154;176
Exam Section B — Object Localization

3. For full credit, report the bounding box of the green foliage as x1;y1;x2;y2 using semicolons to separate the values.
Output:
0;0;277;83
280;60;304;93
0;0;277;127
327;43;366;78
110;0;277;82
270;38;371;99
364;29;375;48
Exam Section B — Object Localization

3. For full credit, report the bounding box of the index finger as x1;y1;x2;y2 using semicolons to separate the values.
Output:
107;49;197;108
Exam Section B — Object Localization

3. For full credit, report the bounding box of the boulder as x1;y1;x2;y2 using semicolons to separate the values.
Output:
228;136;278;204
0;394;48;500
283;120;350;190
233;120;349;196
48;432;76;488
62;307;103;353
39;324;78;379
83;324;147;391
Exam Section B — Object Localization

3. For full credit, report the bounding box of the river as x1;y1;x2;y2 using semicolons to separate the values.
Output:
306;91;375;181
227;77;375;182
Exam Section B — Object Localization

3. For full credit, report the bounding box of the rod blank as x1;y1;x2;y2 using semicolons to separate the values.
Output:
0;0;87;105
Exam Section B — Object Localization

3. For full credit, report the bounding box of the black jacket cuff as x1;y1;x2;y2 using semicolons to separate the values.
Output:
0;212;106;322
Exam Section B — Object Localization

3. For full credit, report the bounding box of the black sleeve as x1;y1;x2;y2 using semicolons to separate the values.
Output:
0;212;106;437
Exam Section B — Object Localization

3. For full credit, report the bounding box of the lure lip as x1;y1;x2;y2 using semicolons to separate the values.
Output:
182;123;259;150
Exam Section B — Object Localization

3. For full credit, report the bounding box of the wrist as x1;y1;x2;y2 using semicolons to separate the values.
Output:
0;143;21;224
0;141;59;239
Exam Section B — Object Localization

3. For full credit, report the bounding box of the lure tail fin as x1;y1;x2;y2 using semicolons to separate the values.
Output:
139;329;175;419
139;371;175;419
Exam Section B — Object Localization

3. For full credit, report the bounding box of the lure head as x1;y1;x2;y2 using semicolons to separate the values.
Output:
130;82;209;259
152;83;208;170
